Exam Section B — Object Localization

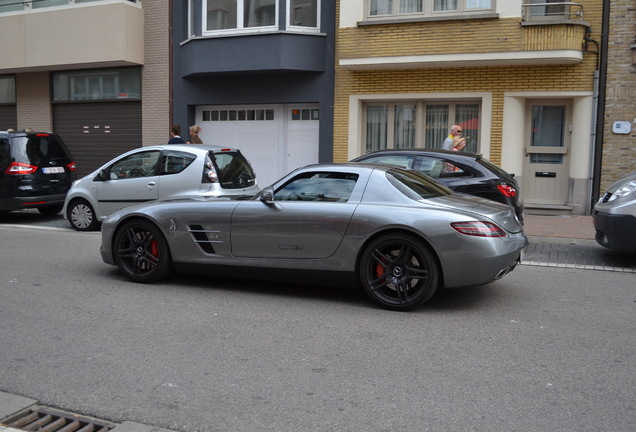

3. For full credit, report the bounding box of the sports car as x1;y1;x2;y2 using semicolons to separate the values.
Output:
101;163;527;310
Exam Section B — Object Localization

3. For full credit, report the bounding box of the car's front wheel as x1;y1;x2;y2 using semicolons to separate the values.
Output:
113;219;173;283
67;199;100;231
359;233;439;311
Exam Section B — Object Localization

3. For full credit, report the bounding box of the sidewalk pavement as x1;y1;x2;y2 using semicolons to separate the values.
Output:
523;214;595;239
521;214;636;272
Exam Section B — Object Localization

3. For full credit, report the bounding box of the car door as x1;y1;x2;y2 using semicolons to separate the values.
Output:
95;150;161;216
231;171;359;259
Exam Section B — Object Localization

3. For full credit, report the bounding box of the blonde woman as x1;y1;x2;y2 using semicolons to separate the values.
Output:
188;125;203;144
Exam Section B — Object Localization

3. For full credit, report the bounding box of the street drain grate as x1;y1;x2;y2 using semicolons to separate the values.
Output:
2;405;116;431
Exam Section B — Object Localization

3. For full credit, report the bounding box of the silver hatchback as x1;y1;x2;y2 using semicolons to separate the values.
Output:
63;144;258;231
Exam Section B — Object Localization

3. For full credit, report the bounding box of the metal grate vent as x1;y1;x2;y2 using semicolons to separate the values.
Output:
2;405;115;432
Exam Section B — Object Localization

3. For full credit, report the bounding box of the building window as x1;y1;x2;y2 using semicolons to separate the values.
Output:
368;0;492;18
0;76;16;104
52;68;141;102
205;0;277;33
291;108;319;120
203;109;275;121
365;101;480;152
522;1;577;22
289;0;319;29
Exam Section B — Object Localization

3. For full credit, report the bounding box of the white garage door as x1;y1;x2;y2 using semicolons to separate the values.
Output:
195;104;319;187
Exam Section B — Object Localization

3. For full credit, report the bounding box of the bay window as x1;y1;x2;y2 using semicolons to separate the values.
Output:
365;101;480;153
205;0;276;32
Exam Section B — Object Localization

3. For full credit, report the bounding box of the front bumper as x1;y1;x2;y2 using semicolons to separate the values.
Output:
593;210;636;253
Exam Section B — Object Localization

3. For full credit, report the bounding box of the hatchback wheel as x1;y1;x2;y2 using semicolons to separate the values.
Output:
359;234;439;311
113;219;172;283
67;199;99;231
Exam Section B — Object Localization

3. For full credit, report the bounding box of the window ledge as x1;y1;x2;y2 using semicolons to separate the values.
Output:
520;19;590;28
181;30;326;45
357;13;499;26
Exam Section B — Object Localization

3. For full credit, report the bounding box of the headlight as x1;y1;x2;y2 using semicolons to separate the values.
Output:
608;180;636;201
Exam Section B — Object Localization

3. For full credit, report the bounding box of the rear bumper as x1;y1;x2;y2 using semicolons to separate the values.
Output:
593;211;636;253
0;194;67;212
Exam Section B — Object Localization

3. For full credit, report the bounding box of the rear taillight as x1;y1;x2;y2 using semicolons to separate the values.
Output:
451;221;506;237
496;184;517;198
202;155;219;183
67;161;77;172
5;162;38;175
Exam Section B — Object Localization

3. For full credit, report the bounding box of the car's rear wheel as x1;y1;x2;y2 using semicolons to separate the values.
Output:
38;204;63;216
67;199;99;231
359;233;439;311
113;219;172;283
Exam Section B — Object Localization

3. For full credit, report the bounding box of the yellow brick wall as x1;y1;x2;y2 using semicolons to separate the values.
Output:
334;1;603;165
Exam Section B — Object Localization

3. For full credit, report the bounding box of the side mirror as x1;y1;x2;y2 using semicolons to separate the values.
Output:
94;169;107;181
260;187;274;202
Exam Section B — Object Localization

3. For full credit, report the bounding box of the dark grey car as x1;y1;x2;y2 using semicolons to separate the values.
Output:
100;163;527;311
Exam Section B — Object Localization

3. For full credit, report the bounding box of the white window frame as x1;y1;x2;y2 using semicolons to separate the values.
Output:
365;0;495;20
203;0;279;36
287;0;321;33
348;92;493;160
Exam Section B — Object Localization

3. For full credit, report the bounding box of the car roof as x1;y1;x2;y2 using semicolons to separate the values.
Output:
0;130;58;138
132;144;244;153
354;148;482;161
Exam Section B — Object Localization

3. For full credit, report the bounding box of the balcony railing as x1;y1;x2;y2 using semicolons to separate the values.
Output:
0;0;138;14
521;2;584;24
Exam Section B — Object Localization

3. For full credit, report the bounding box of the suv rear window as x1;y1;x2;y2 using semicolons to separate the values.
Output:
212;151;256;189
11;134;73;167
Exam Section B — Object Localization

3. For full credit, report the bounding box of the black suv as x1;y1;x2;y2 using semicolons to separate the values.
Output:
0;130;77;216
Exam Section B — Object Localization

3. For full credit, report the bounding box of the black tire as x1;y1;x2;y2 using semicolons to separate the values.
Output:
67;199;99;231
38;204;63;216
359;233;439;311
113;219;173;283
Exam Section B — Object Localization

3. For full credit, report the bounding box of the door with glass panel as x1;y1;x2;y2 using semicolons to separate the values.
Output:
522;100;571;205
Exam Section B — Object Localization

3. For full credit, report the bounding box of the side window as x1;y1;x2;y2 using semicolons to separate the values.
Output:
274;172;359;202
416;157;445;179
364;155;414;169
162;151;196;175
439;159;473;178
108;151;160;180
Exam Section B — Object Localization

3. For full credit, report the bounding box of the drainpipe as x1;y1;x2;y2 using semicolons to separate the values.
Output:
590;0;610;212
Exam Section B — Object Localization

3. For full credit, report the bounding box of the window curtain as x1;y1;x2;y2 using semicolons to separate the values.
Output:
455;104;479;153
434;0;458;11
400;0;422;14
370;0;392;15
394;105;416;148
465;0;491;9
366;106;388;153
425;105;449;149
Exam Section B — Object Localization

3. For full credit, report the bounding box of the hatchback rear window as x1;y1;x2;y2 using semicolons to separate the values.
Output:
11;135;73;167
212;151;256;189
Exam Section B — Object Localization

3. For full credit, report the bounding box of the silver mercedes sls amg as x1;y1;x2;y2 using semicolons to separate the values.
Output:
101;163;527;310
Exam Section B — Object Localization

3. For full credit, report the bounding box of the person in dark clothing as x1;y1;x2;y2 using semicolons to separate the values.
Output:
168;125;185;144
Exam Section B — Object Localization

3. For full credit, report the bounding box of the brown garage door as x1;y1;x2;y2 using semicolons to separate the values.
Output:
53;101;141;177
0;105;17;131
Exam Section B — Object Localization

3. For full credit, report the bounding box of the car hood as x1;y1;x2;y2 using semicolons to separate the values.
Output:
428;193;524;234
605;171;636;194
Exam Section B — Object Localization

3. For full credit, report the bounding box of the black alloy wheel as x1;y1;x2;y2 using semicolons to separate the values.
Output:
113;219;173;283
359;233;439;311
67;199;99;231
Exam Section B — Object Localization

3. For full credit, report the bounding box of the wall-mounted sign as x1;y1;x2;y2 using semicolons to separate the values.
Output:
612;121;632;134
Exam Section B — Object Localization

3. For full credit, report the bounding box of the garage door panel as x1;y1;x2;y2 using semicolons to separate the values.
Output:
53;102;141;176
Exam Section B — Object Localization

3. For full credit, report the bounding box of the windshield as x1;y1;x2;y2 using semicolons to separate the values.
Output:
387;168;453;200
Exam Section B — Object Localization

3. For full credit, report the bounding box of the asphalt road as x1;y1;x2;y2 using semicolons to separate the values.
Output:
0;221;634;431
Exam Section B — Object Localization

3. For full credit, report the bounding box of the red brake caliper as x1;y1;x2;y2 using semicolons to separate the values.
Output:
150;239;159;259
